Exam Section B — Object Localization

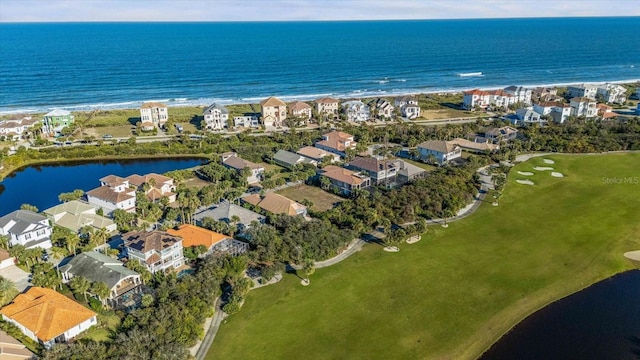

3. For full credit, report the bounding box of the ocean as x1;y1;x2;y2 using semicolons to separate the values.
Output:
0;17;639;114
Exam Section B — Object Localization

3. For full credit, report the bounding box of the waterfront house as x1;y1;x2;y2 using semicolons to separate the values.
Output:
194;200;265;235
59;252;142;306
139;102;168;129
315;97;339;117
567;84;598;100
123;230;184;274
531;87;561;103
347;156;398;186
417;140;462;165
570;97;597;118
221;152;264;184
504;86;532;105
260;96;287;128
273;149;317;170
533;101;571;124
44;200;117;233
342;100;370;122
394;96;421;119
484;126;518;143
233;115;259;128
596;83;627;104
369;98;395;119
168;224;248;256
289;101;312;123
0;115;38;141
241;193;307;217
0;287;97;349
125;173;177;203
42;109;74;136
463;89;515;111
315;131;357;157
203;103;229;130
319;165;371;196
86;175;136;216
0;210;53;250
509;108;545;126
0;329;36;359
296;146;341;163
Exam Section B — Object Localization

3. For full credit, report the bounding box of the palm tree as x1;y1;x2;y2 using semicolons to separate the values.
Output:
301;258;315;285
70;276;91;302
0;276;18;306
64;233;81;255
90;281;111;306
0;235;9;250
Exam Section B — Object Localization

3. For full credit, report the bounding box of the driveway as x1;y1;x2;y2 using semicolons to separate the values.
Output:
0;264;31;292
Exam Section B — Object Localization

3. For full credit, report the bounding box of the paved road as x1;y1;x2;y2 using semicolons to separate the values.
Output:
194;298;226;360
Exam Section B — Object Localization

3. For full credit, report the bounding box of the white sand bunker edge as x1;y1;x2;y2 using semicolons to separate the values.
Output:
543;159;555;164
551;172;564;178
516;179;535;185
533;166;554;171
517;171;534;176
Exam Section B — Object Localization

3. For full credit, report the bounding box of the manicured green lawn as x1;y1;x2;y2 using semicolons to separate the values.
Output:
277;184;344;212
208;153;640;360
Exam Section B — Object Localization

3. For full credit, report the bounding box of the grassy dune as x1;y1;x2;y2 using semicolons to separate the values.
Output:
208;153;640;360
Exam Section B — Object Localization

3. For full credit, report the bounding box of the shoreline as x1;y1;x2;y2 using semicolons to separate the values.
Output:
1;78;638;116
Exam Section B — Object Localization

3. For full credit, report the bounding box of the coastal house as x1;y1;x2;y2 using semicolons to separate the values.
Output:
0;329;36;359
596;83;627;104
347;156;398;186
168;224;249;256
241;193;307;217
597;103;617;119
508;108;545;126
203;103;229;130
233;115;259;128
504;86;532;105
570;97;597;118
42;109;74;136
86;175;136;216
139;102;168;129
59;252;142;306
417;140;462;165
447;138;499;153
463;89;515;111
315;131;357;157
394;96;421;119
125;173;177;203
567;84;598;100
342;100;370;122
43;200;117;233
319;165;371;196
531;87;561;103
260;96;287;128
369;98;395;119
296;146;341;163
0;287;97;349
0;210;53;250
484;126;518;143
273;149;317;170
533;101;571;124
194;200;265;235
396;160;428;185
0;115;38;141
221;152;264;184
123;230;184;274
289;101;312;123
315;97;339;118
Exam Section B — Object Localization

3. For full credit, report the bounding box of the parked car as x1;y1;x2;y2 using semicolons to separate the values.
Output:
102;134;113;139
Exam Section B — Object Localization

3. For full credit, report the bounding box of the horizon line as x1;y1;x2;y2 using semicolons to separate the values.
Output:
2;15;639;24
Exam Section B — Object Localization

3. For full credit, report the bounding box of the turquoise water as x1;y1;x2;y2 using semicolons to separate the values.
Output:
1;18;639;113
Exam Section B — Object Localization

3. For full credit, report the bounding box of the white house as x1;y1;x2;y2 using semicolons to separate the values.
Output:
221;152;264;184
123;231;184;273
233;115;259;128
125;173;177;203
417;140;462;165
289;101;312;123
139;102;168;129
567;84;598;100
596;83;627;104
533;102;571;124
511;108;545;126
570;97;597;118
504;86;532;105
0;287;97;349
394;96;421;119
260;96;287;128
0;210;53;249
369;98;394;119
43;200;117;233
315;97;339;117
0;115;38;140
203;103;229;130
342;100;370;122
86;175;136;216
463;89;515;110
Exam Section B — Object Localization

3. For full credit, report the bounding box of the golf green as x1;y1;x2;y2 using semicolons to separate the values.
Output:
208;153;640;360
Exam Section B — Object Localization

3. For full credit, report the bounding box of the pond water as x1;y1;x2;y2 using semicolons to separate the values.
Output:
480;270;640;360
0;158;206;215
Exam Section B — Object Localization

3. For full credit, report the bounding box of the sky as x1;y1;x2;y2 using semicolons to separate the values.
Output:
0;0;639;22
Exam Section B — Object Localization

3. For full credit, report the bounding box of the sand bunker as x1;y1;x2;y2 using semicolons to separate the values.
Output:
383;246;400;252
516;179;535;185
517;171;534;176
533;167;554;171
551;172;564;178
543;159;555;164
